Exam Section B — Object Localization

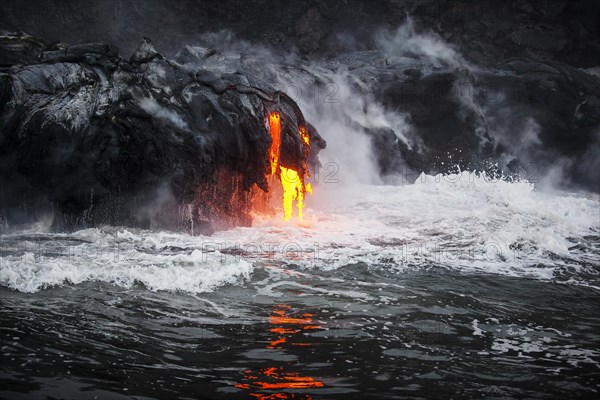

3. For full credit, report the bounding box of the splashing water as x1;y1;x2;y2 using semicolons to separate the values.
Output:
2;171;598;293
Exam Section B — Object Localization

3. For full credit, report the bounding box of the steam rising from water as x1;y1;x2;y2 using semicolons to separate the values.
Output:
278;67;388;185
375;17;472;71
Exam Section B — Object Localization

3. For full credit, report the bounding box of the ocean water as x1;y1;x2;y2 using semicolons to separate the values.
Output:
1;172;599;399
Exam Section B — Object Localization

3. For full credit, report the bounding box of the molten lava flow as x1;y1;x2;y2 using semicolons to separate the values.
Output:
299;125;310;146
268;112;281;175
267;111;312;221
280;167;306;221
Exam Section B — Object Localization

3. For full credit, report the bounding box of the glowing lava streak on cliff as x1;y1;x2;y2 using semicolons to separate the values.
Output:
268;111;312;221
268;112;281;175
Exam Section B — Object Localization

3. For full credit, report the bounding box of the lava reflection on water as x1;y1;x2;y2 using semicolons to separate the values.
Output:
235;304;324;399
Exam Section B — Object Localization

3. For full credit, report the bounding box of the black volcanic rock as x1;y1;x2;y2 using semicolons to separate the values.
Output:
0;31;49;66
0;35;325;233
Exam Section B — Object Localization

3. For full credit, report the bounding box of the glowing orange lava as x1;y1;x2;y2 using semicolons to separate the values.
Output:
299;125;310;145
267;111;312;221
280;167;307;221
268;112;281;175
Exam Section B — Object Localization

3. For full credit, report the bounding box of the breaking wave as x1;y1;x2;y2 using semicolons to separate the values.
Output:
1;172;598;293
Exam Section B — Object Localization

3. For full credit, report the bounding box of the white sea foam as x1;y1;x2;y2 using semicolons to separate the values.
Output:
1;172;598;293
0;246;254;294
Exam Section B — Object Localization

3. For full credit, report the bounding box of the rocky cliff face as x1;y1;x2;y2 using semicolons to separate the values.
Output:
0;35;325;233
